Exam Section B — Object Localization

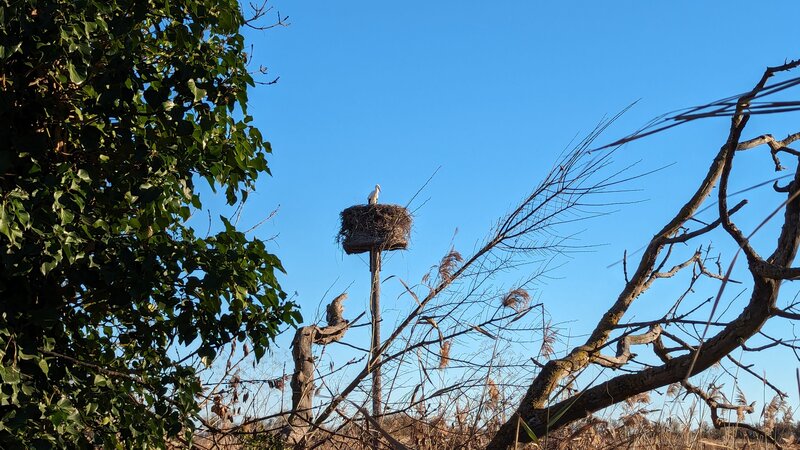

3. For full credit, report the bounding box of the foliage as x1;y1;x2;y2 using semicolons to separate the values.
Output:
0;0;300;447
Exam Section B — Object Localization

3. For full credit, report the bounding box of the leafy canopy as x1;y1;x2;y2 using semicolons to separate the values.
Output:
0;0;300;447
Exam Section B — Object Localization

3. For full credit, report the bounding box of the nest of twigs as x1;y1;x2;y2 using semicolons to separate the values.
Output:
338;204;411;254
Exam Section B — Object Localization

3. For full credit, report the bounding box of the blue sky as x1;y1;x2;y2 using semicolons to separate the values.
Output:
207;2;800;419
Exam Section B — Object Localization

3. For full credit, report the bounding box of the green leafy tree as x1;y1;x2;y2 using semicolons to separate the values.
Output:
0;0;300;447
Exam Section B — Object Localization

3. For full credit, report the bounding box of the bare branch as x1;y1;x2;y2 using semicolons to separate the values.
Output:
594;325;662;369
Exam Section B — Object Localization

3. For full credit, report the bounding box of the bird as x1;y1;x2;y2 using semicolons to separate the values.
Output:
367;184;381;205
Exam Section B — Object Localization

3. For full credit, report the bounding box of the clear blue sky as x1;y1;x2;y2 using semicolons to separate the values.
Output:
210;1;800;419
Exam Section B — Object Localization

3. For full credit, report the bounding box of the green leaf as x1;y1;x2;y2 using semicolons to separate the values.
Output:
187;79;206;102
547;402;575;430
93;374;109;387
0;366;20;384
517;414;539;444
40;260;58;275
59;208;74;224
67;61;86;84
38;359;48;377
0;207;11;241
84;21;97;37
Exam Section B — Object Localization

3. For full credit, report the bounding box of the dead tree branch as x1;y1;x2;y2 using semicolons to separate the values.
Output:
487;59;800;449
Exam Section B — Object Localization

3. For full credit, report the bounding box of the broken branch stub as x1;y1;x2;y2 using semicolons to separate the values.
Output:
594;325;662;369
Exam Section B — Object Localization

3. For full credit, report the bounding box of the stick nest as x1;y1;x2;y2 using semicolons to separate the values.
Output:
338;204;411;254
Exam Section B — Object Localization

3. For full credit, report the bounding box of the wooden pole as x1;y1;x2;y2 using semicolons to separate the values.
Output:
369;247;382;433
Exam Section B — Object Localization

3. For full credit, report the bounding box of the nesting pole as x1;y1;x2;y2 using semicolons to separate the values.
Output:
338;201;412;428
368;246;382;418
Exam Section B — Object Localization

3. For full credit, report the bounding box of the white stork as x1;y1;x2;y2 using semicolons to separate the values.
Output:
367;184;381;205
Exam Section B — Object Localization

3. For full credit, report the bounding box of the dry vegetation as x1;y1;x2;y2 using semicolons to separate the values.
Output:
187;377;800;450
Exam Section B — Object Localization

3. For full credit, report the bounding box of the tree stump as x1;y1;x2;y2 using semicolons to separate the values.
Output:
283;294;350;445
